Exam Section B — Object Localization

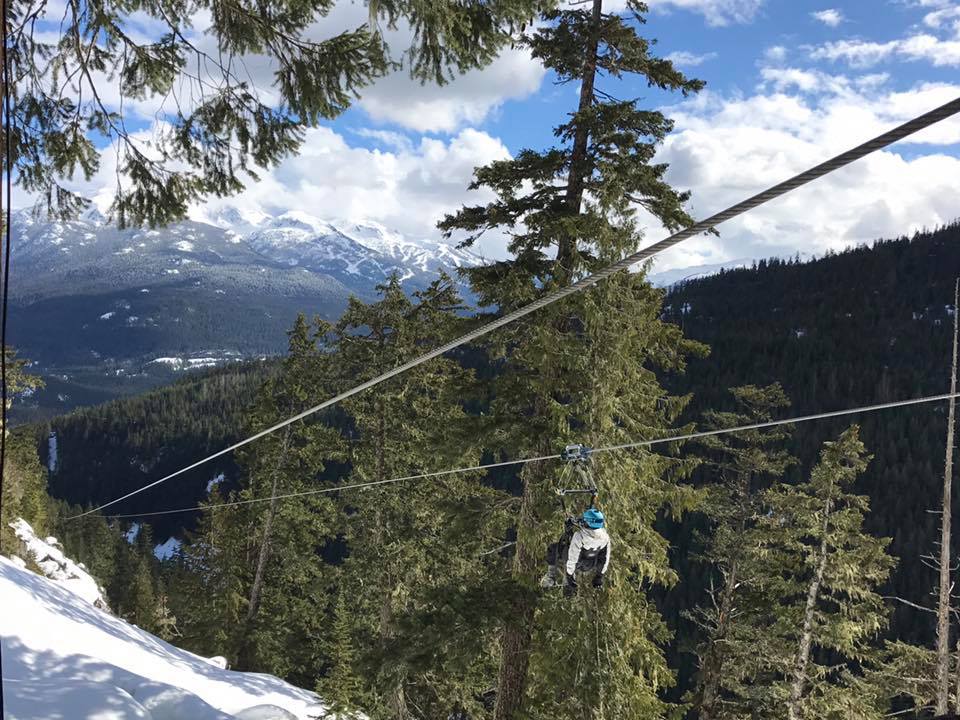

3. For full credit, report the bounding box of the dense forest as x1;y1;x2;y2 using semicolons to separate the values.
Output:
24;221;960;717
7;0;960;714
663;223;960;659
29;361;277;538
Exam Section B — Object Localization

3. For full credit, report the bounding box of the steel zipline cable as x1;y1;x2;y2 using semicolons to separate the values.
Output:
69;94;960;521
102;391;960;519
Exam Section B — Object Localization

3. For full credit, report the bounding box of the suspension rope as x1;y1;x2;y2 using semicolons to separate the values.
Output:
69;94;960;520
101;391;960;520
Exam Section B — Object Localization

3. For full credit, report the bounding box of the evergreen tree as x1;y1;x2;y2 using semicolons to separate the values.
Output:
171;486;248;658
686;384;795;720
48;502;121;597
1;350;47;553
130;556;158;632
322;274;496;719
742;427;894;719
229;314;340;674
8;0;547;223
317;586;366;716
154;592;182;641
439;2;704;716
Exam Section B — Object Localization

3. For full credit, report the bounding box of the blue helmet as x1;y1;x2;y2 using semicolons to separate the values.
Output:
582;508;605;529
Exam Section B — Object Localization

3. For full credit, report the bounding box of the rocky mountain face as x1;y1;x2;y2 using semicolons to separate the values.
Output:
10;207;481;420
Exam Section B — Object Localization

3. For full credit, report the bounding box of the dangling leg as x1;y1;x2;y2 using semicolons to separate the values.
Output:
540;542;561;588
540;525;573;588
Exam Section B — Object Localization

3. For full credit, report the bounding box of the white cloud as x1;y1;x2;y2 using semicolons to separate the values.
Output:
765;45;788;63
810;33;960;67
358;46;545;133
645;79;960;273
811;8;844;27
923;4;960;28
647;0;766;26
191;126;513;258
666;50;719;67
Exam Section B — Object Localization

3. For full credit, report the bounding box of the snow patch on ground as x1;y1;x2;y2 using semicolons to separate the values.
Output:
207;473;226;493
154;537;181;561
8;519;109;609
0;554;329;719
147;357;230;372
47;432;58;474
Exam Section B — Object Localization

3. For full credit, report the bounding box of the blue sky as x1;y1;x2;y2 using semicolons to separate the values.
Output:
336;0;960;157
54;0;960;271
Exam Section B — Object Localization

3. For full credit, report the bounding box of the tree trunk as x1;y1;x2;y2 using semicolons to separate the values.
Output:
493;470;540;720
788;499;832;720
237;430;291;665
380;585;409;720
698;562;738;720
493;582;536;720
936;278;959;715
556;0;603;280
954;635;960;713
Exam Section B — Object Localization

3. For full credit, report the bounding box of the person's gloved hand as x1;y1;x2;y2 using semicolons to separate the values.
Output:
563;574;577;597
592;573;604;589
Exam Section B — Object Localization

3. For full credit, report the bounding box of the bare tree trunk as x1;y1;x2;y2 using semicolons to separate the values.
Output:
936;279;959;715
379;585;408;720
493;471;540;720
245;430;291;625
236;430;291;666
556;0;603;280
698;562;738;720
954;635;960;713
788;499;832;720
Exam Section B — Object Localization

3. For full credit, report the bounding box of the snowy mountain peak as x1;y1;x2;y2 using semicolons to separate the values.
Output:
79;205;108;226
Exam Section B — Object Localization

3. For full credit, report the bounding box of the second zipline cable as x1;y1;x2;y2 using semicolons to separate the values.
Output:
104;391;960;519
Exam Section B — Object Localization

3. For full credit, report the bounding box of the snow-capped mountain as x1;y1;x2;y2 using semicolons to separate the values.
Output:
10;207;481;419
14;206;480;296
238;211;477;284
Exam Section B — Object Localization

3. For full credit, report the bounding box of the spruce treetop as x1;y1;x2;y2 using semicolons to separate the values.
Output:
440;0;703;295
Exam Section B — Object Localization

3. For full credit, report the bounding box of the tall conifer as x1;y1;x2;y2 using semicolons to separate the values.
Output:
687;384;795;720
745;427;894;719
440;2;704;716
322;274;493;719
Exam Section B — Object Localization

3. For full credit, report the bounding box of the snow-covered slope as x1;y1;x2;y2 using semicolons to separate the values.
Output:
0;554;328;719
9;518;109;609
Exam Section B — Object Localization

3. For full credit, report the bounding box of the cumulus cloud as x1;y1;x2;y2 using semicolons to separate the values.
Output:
810;33;960;67
358;47;545;133
811;8;844;27
644;78;960;274
666;50;719;67
191;126;513;258
764;45;789;63
647;0;766;26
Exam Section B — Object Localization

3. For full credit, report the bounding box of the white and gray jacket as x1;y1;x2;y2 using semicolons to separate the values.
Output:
566;526;611;576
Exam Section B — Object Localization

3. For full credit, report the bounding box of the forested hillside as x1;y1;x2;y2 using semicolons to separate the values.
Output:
29;361;278;538
661;221;960;662
27;222;960;712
